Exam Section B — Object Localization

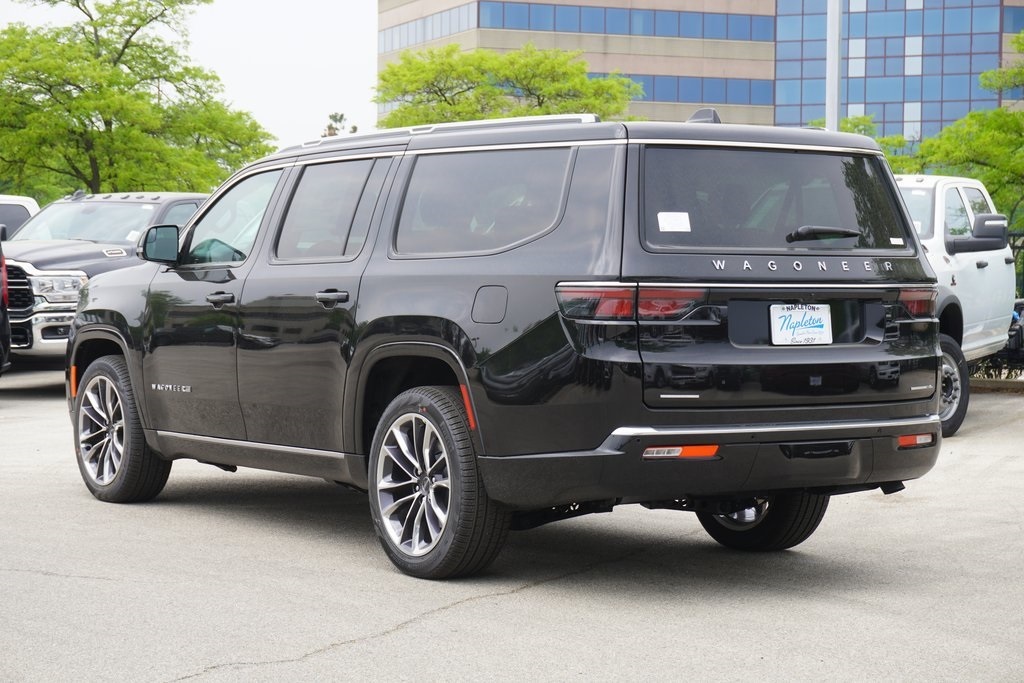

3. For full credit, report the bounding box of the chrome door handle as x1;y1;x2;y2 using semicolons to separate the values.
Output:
315;290;349;308
206;292;235;307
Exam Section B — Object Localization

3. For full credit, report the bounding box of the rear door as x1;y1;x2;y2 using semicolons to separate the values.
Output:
624;142;937;411
236;154;395;451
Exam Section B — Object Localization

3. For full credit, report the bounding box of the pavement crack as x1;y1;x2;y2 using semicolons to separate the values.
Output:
166;544;650;682
0;566;118;582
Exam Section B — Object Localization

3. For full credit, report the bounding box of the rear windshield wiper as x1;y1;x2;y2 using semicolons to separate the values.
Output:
785;225;862;243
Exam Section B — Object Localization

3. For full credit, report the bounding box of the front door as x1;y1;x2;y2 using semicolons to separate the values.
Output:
143;169;284;439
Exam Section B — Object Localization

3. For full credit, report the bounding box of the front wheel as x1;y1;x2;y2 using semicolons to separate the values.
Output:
938;333;969;437
368;387;510;579
73;355;171;502
696;492;829;551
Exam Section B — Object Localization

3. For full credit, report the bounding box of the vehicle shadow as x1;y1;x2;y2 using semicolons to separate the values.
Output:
146;468;882;597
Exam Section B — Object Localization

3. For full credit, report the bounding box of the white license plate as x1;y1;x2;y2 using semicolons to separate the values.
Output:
769;304;833;345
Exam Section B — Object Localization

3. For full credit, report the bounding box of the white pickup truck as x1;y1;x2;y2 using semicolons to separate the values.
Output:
896;175;1016;436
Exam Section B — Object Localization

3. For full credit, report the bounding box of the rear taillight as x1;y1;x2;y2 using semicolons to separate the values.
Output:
899;288;936;318
556;284;706;321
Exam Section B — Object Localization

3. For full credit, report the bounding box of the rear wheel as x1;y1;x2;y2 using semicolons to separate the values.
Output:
368;386;510;579
73;355;171;502
938;333;969;437
696;492;829;551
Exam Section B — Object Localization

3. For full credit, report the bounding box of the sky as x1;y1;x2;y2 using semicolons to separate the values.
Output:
0;0;380;147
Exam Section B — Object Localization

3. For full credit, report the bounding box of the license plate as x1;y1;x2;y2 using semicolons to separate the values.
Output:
770;304;833;345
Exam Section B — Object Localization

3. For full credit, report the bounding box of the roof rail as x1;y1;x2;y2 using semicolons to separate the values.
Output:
687;108;722;124
408;113;600;135
286;114;600;153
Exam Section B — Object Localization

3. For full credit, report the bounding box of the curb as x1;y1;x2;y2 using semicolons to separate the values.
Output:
971;378;1024;394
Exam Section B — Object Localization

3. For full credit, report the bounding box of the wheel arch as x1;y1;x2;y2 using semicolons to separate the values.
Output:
936;295;963;346
67;326;137;412
352;342;476;461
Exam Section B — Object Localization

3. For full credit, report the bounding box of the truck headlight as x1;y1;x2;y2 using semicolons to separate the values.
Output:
29;274;89;304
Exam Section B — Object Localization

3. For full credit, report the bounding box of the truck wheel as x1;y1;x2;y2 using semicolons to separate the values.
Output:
74;355;171;502
696;492;829;551
368;387;510;579
938;333;969;437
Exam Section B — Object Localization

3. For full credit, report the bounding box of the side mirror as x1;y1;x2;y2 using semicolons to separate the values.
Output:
141;224;180;265
973;213;1008;243
947;213;1009;254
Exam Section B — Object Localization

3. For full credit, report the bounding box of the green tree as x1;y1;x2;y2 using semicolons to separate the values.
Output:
322;112;357;137
807;114;916;171
0;0;274;203
374;43;640;128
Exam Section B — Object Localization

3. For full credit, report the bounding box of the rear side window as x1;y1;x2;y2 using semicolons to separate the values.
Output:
276;159;374;259
396;147;572;255
643;146;909;251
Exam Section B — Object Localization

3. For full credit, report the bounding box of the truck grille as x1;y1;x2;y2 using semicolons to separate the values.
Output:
4;264;34;313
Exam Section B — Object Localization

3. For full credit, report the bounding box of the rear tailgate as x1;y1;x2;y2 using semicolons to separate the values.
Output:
623;142;938;412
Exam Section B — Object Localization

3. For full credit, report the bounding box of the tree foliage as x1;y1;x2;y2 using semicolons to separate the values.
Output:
0;0;274;203
374;43;640;128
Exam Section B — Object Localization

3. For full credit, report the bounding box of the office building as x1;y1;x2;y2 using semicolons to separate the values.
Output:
378;1;1024;140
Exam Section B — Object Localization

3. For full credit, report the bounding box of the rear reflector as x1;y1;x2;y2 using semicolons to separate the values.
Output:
643;444;720;459
897;433;935;449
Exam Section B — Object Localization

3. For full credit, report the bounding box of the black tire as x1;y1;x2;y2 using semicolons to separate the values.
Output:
368;386;510;579
696;492;829;551
73;355;171;503
938;333;969;437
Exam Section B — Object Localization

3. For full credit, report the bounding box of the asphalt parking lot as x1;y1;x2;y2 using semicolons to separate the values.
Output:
2;362;1023;682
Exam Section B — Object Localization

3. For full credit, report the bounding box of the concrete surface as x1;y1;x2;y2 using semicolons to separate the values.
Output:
1;363;1022;681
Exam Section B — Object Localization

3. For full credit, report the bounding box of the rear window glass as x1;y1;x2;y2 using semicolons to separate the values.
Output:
396;148;571;255
643;146;910;251
898;186;934;238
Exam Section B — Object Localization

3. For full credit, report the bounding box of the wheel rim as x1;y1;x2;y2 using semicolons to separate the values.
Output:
375;413;451;557
713;498;769;531
940;351;961;421
77;375;125;486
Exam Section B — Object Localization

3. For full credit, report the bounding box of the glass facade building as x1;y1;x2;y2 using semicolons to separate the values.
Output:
378;0;1024;138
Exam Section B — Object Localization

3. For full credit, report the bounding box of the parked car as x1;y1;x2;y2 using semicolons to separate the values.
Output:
895;175;1015;436
3;191;206;358
66;113;942;579
0;194;40;236
0;234;10;376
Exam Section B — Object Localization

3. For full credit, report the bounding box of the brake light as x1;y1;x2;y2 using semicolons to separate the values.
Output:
556;285;707;321
637;288;706;321
899;288;936;318
555;286;635;320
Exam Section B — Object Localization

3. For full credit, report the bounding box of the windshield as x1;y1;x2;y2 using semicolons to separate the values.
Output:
11;202;157;243
898;186;935;238
643;146;910;251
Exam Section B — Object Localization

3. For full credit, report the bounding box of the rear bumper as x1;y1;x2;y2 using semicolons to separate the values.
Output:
478;415;941;509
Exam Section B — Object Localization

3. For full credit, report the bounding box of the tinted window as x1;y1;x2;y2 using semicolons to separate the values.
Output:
276;160;374;260
183;170;281;265
644;146;909;251
396;148;571;255
162;202;200;228
0;205;30;233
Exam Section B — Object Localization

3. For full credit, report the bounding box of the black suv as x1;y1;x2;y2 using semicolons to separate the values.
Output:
66;114;942;579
